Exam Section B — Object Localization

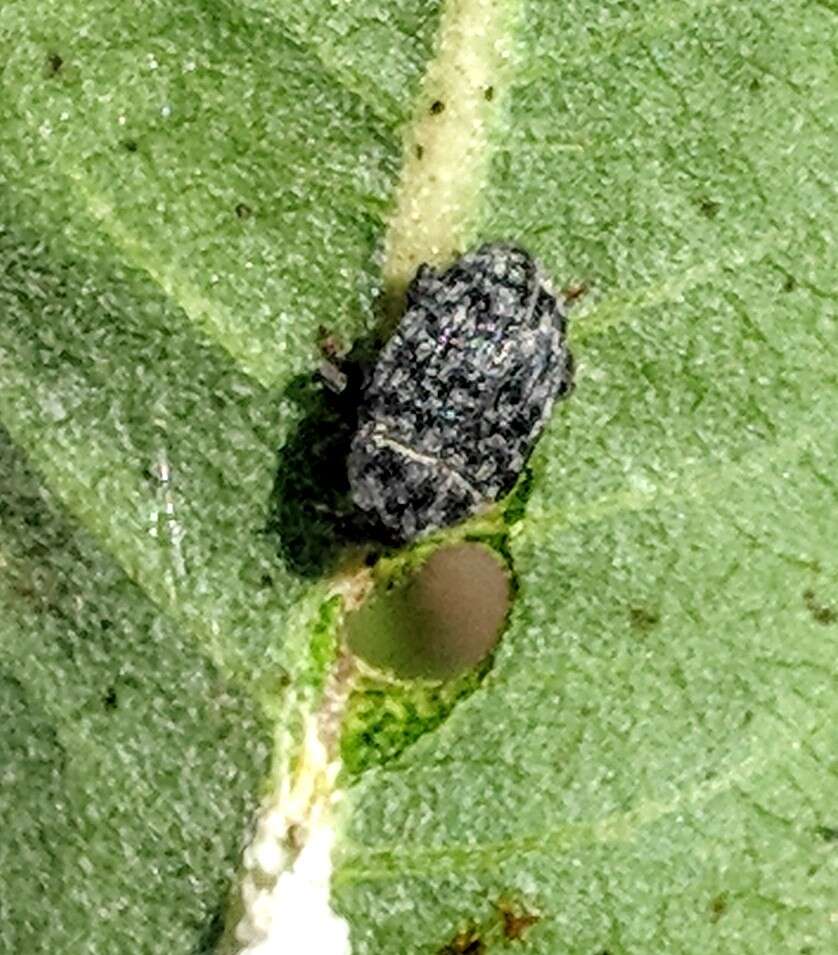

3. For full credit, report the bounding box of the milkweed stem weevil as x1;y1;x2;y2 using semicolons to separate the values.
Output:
348;243;574;541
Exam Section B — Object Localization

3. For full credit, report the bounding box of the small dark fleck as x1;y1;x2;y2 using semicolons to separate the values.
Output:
235;202;252;220
500;904;540;941
698;197;721;219
741;709;753;726
670;664;688;690
709;893;728;922
782;274;796;293
415;143;424;160
285;823;304;854
803;589;836;625
815;824;838;842
317;327;344;362
561;281;589;305
438;931;484;955
629;605;660;631
47;52;64;76
122;139;139;153
103;686;118;710
363;549;380;568
749;77;761;92
273;668;292;690
484;86;494;101
259;573;274;588
430;99;445;115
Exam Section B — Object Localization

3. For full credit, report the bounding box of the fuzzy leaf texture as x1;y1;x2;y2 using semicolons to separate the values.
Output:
1;1;836;954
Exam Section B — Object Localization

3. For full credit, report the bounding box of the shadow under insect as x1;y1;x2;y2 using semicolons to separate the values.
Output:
265;337;385;577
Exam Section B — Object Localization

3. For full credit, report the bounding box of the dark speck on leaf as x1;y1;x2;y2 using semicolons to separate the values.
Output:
782;274;796;292
122;140;139;153
803;589;835;625
103;686;118;710
484;86;494;101
259;573;274;588
47;52;63;76
430;99;445;115
500;903;540;941
815;824;838;842
235;202;252;220
709;893;728;922
561;281;589;305
629;605;660;631
415;143;424;160
698;197;721;219
438;931;484;955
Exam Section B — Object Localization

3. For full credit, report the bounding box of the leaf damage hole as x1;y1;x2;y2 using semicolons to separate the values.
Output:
345;542;510;679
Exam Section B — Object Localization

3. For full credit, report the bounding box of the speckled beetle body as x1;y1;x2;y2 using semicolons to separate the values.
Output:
348;243;574;541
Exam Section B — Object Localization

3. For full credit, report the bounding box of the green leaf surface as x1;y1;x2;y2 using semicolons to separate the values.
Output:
2;0;837;952
0;428;271;953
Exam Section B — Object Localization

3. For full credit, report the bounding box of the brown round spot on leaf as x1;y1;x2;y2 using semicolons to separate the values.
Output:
346;543;510;679
430;99;446;115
